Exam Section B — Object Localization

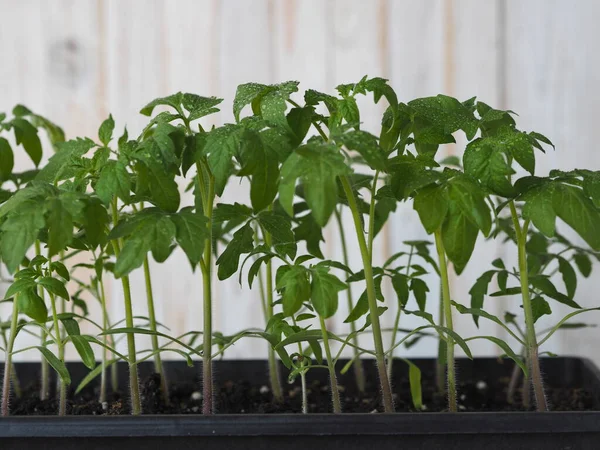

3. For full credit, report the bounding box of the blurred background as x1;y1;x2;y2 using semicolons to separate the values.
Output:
1;0;600;365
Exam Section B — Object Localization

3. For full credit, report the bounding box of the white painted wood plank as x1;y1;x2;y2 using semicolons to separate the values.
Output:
505;0;600;365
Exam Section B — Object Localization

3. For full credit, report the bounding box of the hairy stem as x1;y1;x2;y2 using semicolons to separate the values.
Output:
98;273;109;404
35;240;50;401
48;286;67;416
197;164;215;415
334;208;366;393
387;247;413;382
436;280;446;394
319;315;341;413
510;202;548;411
434;229;457;412
340;175;394;412
143;256;169;404
111;199;142;415
1;296;19;416
262;209;284;403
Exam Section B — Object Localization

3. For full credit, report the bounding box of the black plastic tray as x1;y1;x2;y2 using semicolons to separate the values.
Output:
2;357;600;450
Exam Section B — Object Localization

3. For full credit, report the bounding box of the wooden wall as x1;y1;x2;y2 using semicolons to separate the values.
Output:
1;0;600;364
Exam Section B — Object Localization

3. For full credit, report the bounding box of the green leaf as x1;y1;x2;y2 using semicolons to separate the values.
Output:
0;200;45;273
522;183;556;237
50;261;70;281
468;336;528;377
17;288;48;322
234;81;298;127
279;142;350;227
531;296;552;323
12;117;42;166
213;202;253;223
36;138;96;183
463;138;515;197
557;256;577;299
401;358;423;410
413;184;449;234
139;92;184;116
171;209;209;267
70;335;96;369
442;204;479;275
277;265;311;317
150;216;176;262
391;273;410;306
410;278;429;311
287;106;314;146
38;277;69;300
98;114;115;146
310;266;346;319
257;211;296;258
83;198;109;248
182;94;222;121
0;138;14;181
46;197;73;257
452;301;525;345
95;160;131;204
574;253;592;277
38;347;71;384
293;212;325;259
530;276;581;309
238;131;280;211
335;130;386;171
147;164;180;212
553;183;600;250
216;222;254;280
114;233;153;278
468;270;495;326
203;124;244;195
448;176;492;236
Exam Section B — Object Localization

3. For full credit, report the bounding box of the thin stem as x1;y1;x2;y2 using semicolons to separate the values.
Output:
510;201;548;411
436;279;446;394
1;297;19;416
262;207;284;403
98;274;109;404
48;285;67;416
334;208;366;393
35;240;50;401
387;247;413;382
290;316;308;414
434;229;457;412
198;167;215;415
507;347;525;404
367;171;380;261
143;255;169;404
319;315;341;413
340;175;394;412
111;199;142;415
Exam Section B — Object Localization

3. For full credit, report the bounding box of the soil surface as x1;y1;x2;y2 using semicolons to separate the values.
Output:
9;367;596;415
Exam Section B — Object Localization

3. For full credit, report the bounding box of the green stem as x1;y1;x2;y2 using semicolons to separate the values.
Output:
436;279;446;394
143;255;169;404
1;296;19;416
387;248;413;381
319;315;341;413
340;175;394;412
291;317;308;413
35;240;50;401
367;171;380;260
434;229;457;412
510;201;548;411
262;209;284;403
197;165;215;415
111;199;142;415
48;283;67;416
334;208;366;392
98;273;109;404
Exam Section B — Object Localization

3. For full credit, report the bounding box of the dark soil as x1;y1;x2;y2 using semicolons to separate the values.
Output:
9;367;596;415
